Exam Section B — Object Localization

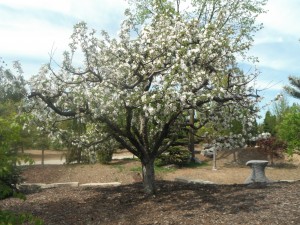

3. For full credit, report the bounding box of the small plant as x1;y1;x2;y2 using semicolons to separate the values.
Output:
130;166;141;172
113;164;124;172
256;136;286;165
0;210;44;225
95;139;118;164
155;165;176;173
184;161;208;168
0;137;42;224
0;144;24;200
172;138;189;146
156;146;191;167
97;149;114;164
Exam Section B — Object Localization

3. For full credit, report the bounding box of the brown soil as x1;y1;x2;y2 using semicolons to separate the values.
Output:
19;148;300;185
1;149;300;224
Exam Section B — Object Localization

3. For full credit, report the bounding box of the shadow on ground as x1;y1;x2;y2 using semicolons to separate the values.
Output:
4;181;299;225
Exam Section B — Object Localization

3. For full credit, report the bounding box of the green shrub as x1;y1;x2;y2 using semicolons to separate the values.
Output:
172;138;189;146
157;146;190;167
0;145;22;200
277;105;300;155
0;138;41;224
97;149;114;164
0;210;43;225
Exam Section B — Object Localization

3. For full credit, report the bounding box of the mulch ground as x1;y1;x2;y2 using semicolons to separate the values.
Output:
2;149;300;224
1;181;300;225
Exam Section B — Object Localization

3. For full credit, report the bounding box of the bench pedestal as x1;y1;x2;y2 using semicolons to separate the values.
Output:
245;160;270;184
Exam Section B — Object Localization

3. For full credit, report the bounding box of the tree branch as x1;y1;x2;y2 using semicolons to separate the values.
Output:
28;92;77;117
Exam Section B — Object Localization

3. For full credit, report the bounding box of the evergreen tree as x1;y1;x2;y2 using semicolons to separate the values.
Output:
284;76;300;100
263;111;276;136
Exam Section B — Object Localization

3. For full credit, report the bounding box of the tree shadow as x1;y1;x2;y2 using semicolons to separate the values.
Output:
109;158;140;166
6;181;292;224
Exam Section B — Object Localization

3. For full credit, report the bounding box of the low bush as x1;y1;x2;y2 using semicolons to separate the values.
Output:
0;210;43;225
97;149;114;164
172;138;189;146
0;144;22;200
156;146;190;167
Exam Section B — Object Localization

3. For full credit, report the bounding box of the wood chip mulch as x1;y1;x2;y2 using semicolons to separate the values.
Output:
1;181;300;225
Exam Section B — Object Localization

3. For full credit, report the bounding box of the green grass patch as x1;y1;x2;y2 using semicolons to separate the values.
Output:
155;165;176;173
121;157;139;161
130;165;176;173
130;166;141;172
112;164;125;172
183;161;209;168
0;210;44;225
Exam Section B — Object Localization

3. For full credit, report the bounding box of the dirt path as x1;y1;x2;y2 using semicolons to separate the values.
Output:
21;149;135;165
20;158;300;185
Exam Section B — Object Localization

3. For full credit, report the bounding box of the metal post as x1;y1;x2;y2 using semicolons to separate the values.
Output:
212;148;217;170
42;148;45;166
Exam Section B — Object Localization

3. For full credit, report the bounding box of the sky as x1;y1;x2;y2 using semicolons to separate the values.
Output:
1;0;300;120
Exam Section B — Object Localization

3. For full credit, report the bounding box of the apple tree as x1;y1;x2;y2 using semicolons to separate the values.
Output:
26;0;265;194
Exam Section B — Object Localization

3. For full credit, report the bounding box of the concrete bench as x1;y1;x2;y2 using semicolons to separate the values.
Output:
245;160;270;184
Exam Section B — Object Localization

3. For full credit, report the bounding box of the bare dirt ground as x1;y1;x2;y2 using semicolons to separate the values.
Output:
1;148;300;224
19;148;300;185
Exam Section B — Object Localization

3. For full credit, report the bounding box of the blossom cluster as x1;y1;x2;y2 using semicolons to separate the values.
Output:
26;1;264;154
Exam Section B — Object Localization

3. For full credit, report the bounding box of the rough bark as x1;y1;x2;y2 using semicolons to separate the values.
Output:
189;109;195;162
141;159;156;195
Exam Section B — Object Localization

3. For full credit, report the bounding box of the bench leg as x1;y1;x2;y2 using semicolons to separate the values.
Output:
245;164;270;184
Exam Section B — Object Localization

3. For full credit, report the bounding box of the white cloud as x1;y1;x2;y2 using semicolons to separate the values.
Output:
254;35;283;46
0;0;128;77
70;0;128;22
0;0;72;14
0;0;129;58
250;38;300;73
1;18;71;58
250;0;300;73
257;0;300;38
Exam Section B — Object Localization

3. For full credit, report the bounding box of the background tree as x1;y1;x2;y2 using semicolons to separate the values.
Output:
263;111;276;136
0;60;23;199
277;104;300;155
272;94;290;123
26;0;265;194
0;59;40;151
0;59;33;199
284;76;300;100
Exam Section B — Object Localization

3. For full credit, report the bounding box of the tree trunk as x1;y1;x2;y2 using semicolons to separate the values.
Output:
189;109;195;162
77;147;82;164
142;159;156;195
42;148;45;166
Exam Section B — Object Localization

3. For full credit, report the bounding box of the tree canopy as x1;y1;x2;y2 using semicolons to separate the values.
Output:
263;111;276;136
0;59;26;103
277;104;300;154
26;0;266;194
0;60;32;200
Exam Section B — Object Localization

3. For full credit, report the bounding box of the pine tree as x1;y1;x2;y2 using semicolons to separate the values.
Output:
284;76;300;99
263;111;277;136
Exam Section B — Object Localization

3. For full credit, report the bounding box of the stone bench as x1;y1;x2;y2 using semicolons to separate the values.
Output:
245;160;270;184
